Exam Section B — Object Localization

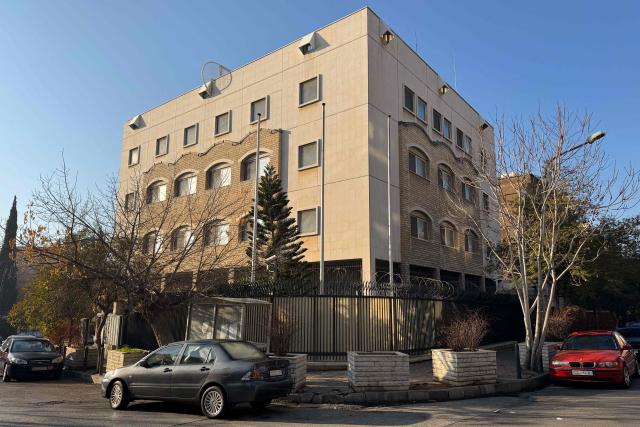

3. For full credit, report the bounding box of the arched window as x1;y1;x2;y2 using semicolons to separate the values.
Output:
174;173;197;197
146;181;167;204
171;226;192;251
206;164;231;189
440;221;457;248
461;178;477;203
438;165;455;192
241;153;270;181
204;220;229;246
142;231;163;255
408;149;429;179
464;229;479;253
410;211;432;240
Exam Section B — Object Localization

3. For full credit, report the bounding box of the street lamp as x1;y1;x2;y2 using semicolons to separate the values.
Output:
557;130;606;158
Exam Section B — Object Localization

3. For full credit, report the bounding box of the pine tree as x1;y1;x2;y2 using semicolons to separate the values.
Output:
0;196;18;315
245;165;309;282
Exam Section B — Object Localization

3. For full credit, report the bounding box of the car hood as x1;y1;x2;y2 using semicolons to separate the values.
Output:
10;351;60;360
554;350;620;363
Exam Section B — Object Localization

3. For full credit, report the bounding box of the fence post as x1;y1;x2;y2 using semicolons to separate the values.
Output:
514;342;522;379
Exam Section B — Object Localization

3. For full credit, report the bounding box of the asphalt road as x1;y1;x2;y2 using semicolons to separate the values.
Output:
0;377;638;426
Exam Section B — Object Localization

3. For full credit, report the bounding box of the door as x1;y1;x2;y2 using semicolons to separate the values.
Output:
171;343;216;400
128;343;183;399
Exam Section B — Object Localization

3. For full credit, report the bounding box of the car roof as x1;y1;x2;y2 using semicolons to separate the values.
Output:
7;335;48;341
568;330;615;336
162;339;249;346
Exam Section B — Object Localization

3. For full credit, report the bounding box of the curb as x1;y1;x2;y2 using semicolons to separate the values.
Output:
287;373;548;405
63;370;103;384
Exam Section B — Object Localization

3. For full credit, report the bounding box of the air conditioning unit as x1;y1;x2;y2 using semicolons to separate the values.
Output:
128;115;144;130
298;32;317;55
198;80;214;99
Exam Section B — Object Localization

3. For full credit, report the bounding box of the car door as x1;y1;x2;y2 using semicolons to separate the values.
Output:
170;343;215;400
128;343;183;400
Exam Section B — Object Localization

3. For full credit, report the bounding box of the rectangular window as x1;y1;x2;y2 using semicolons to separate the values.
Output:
206;222;229;246
250;97;268;123
441;226;456;248
462;182;476;203
443;118;452;140
464;135;472;154
124;192;137;211
417;97;427;122
438;168;454;192
214;111;231;136
299;76;321;106
483;193;490;211
297;208;318;235
156;136;169;156
409;152;428;178
403;86;415;112
128;147;139;166
298;140;319;169
456;128;464;149
183;124;198;147
432;109;442;133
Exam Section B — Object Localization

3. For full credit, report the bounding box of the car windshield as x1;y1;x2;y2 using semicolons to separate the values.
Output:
563;335;618;351
11;339;55;352
220;342;265;360
618;328;640;338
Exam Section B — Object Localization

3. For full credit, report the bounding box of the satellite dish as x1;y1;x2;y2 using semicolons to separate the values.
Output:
199;61;232;99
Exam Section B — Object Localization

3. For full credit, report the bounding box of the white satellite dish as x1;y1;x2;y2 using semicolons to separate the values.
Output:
199;61;232;99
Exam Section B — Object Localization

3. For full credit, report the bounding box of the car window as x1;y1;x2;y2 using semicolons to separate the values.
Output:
10;339;55;352
179;344;214;365
219;342;265;360
145;344;182;368
563;335;618;350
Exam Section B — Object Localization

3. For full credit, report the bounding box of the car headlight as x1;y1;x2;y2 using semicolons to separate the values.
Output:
551;360;570;367
597;361;619;367
51;355;64;364
8;355;28;365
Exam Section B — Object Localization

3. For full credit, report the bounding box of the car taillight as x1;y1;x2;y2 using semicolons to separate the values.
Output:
241;366;264;381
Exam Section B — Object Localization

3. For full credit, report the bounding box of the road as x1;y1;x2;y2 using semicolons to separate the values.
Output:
0;377;638;426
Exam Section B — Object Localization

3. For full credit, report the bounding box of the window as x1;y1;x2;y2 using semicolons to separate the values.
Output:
156;135;169;156
171;226;192;251
298;141;319;169
297;208;318;235
146;181;167;203
205;221;229;246
432;109;442;133
175;173;197;197
250;97;268;123
214;111;231;136
464;135;472;154
443;118;452;140
438;165;454;192
142;231;163;255
183;124;198;147
417;97;427;122
410;212;432;240
128;147;140;166
206;164;231;189
239;218;251;242
440;221;457;248
480;148;487;171
483;193;490;211
242;153;270;181
124;192;138;211
409;151;429;179
465;230;479;253
145;344;182;368
403;86;415;112
462;180;476;203
219;341;265;360
456;128;464;149
180;344;214;365
299;76;320;106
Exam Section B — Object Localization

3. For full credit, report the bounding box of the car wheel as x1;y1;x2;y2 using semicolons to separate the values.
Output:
1;364;10;382
109;380;130;410
201;386;226;419
250;399;272;410
621;365;631;389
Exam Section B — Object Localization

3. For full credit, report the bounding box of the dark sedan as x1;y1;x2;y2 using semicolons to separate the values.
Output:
617;327;640;356
0;336;64;381
101;340;292;419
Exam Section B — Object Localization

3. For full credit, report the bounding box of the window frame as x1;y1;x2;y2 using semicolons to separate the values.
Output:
416;97;427;123
432;109;442;133
214;111;232;136
298;140;320;170
438;165;455;192
124;192;138;211
241;153;270;181
183;124;199;147
461;179;476;203
128;146;140;166
146;181;167;204
482;193;490;211
204;221;230;246
206;164;231;189
155;135;169;157
171;226;193;251
443;118;452;141
464;135;472;154
403;85;415;113
440;222;457;248
464;229;479;253
298;76;321;107
297;207;319;236
410;212;432;241
456;128;464;149
142;231;163;256
174;173;198;197
408;150;429;179
250;97;269;124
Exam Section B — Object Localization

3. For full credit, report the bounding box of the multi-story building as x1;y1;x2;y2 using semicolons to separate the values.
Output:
118;7;497;290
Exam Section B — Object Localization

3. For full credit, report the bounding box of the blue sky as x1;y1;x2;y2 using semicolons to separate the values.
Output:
0;0;638;223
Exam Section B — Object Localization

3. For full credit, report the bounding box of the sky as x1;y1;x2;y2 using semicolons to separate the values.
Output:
0;0;639;225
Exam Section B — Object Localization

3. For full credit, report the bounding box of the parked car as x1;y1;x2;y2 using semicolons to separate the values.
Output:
0;335;64;381
101;340;292;418
550;331;638;388
617;327;640;357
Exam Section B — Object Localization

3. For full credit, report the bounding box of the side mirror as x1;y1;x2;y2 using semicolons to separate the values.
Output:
138;359;148;368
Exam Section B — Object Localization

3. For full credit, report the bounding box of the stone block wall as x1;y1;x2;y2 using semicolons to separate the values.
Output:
518;342;561;372
281;353;307;392
106;350;147;372
432;349;496;386
347;351;409;392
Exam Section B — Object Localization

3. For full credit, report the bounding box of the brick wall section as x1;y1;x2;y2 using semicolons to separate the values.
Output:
347;351;410;392
106;350;148;372
432;349;497;386
398;122;488;284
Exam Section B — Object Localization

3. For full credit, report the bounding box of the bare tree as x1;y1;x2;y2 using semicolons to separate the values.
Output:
448;107;639;371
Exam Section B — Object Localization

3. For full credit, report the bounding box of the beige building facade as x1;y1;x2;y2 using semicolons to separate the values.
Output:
118;7;497;288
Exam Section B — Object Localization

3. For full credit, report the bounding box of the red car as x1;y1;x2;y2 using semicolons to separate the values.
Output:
550;331;638;388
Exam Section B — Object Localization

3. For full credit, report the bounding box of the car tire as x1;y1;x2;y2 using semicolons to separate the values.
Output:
109;380;130;410
1;364;10;382
201;385;226;419
621;365;631;389
250;399;272;410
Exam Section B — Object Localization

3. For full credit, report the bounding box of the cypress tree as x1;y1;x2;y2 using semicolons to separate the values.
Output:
0;196;18;315
246;165;309;282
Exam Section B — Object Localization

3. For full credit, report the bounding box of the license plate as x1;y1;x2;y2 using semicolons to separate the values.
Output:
32;366;47;371
269;369;283;377
571;369;593;376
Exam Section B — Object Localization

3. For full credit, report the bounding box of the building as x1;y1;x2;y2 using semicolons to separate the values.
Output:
118;7;497;290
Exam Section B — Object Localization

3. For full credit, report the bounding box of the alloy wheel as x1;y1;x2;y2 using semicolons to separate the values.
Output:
110;383;123;408
203;388;224;418
624;366;631;387
2;364;9;382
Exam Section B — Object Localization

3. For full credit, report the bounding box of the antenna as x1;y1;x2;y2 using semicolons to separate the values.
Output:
199;61;232;99
453;54;457;90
